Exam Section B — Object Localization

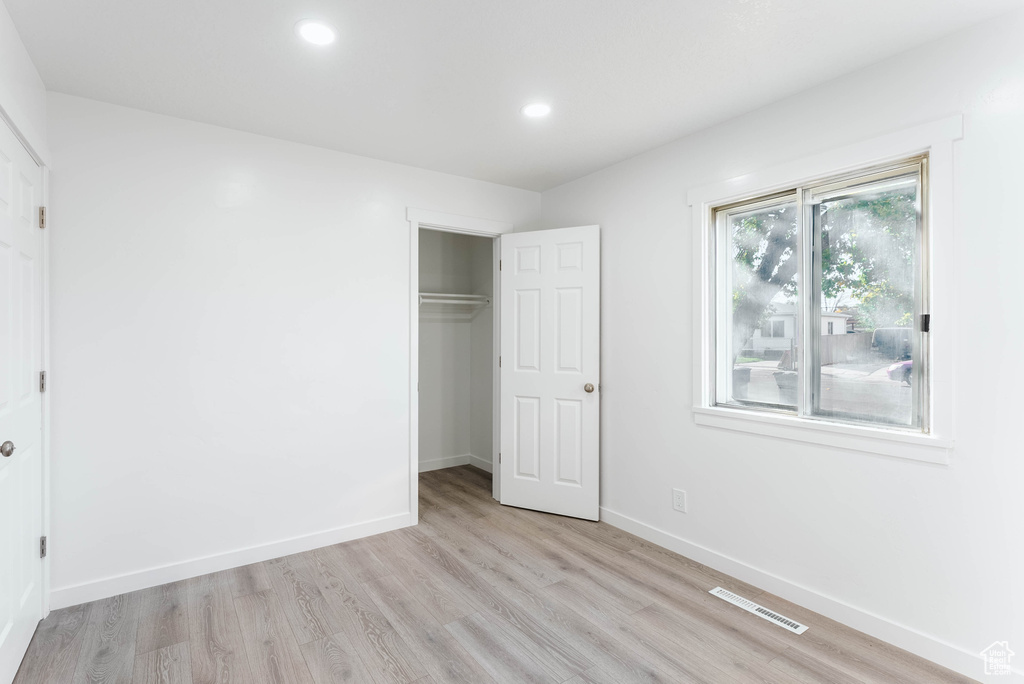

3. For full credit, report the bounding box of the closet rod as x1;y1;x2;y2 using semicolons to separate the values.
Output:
418;292;489;300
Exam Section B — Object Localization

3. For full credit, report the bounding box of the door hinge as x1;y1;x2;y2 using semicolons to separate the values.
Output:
920;313;931;333
39;371;47;393
499;356;501;367
39;206;46;230
40;536;47;558
499;453;501;463
499;259;502;271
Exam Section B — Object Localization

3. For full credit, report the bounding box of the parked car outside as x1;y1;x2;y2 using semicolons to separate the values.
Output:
887;360;912;386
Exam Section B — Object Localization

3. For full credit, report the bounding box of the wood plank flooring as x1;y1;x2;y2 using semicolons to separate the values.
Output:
14;466;975;684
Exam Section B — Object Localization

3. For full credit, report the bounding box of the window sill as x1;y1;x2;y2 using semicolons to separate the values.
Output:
692;406;951;464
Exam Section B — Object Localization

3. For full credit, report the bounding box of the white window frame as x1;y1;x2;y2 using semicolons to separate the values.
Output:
688;116;961;464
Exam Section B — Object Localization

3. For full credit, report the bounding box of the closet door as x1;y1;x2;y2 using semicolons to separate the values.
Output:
0;118;45;683
499;226;599;520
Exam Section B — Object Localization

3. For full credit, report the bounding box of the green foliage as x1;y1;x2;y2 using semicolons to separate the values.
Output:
730;203;798;329
819;186;917;329
727;180;918;362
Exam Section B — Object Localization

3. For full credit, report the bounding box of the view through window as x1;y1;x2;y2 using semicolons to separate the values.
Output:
714;159;926;430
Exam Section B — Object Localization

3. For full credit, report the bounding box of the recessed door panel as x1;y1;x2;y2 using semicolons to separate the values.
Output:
555;287;582;374
0;467;12;640
554;399;583;486
18;254;34;405
514;396;540;480
0;241;11;415
515;289;540;372
0;152;10;213
515;245;541;274
557;242;583;271
15;447;39;609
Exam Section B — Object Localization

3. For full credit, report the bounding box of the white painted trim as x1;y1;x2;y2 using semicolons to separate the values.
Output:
0;102;48;167
419;455;471;472
599;505;1011;682
50;512;411;610
40;164;51;617
693;407;951;464
418;453;494;474
491;237;501;499
409;221;419;524
469;453;493;473
686;116;962;208
408;209;507;524
407;208;513;236
689;116;962;463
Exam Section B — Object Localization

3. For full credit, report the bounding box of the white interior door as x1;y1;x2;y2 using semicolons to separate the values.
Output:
499;226;599;520
0;119;45;684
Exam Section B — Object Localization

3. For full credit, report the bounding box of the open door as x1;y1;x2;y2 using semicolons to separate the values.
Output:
499;226;599;520
0;118;45;683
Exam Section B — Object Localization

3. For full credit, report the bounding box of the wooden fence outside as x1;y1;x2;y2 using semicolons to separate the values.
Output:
820;332;872;365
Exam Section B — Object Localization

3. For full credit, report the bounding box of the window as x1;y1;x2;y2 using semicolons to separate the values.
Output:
713;157;928;431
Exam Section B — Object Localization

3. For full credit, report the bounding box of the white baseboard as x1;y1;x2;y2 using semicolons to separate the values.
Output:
419;454;471;472
599;506;1019;682
468;454;493;473
50;511;412;610
419;453;493;474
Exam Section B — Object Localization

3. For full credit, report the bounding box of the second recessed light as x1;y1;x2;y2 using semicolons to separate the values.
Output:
521;103;551;118
296;20;336;45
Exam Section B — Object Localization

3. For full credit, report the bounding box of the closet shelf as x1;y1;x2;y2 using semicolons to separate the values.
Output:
419;292;491;319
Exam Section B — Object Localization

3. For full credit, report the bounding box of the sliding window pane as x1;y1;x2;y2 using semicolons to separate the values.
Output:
718;199;799;410
812;171;921;427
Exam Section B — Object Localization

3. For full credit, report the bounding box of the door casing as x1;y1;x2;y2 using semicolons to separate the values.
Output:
407;208;512;521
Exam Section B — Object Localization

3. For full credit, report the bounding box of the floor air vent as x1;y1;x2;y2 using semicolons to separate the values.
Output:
709;587;808;634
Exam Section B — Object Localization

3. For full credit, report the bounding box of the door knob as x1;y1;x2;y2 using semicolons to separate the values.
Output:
1;441;14;458
584;383;595;393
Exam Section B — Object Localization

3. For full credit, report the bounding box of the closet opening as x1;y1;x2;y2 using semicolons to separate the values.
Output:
417;227;498;505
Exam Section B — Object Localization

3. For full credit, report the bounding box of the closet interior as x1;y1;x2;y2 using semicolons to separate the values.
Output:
418;228;495;481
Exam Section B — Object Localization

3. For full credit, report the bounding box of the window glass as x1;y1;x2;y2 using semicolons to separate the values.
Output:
812;172;921;427
712;158;927;431
721;199;798;409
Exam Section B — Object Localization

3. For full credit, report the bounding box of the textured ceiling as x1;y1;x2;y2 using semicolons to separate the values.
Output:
5;0;1020;190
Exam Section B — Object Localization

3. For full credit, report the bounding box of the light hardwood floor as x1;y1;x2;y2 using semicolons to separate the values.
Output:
14;466;974;684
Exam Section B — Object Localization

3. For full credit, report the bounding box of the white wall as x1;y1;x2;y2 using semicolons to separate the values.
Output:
418;316;472;469
0;1;47;161
418;229;478;294
417;229;493;472
539;9;1024;680
47;93;539;607
468;237;493;467
419;229;473;470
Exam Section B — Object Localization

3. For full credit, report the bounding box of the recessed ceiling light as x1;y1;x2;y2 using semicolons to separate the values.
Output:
521;103;551;118
295;20;336;46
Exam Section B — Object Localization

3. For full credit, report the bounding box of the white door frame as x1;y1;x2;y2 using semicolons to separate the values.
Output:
407;208;513;524
0;106;51;619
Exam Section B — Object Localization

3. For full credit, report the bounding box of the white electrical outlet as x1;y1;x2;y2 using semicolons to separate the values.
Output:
672;488;688;513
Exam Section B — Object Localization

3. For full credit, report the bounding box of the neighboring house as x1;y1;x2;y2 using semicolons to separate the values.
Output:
750;304;850;354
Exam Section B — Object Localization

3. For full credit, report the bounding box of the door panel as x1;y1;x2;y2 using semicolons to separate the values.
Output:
0;118;44;684
499;226;599;520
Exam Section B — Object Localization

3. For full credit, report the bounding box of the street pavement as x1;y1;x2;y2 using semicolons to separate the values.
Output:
735;357;913;426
